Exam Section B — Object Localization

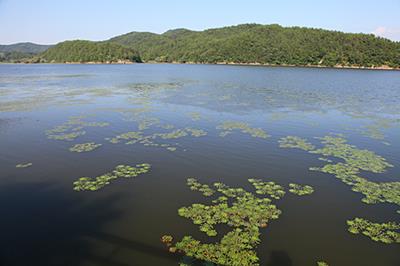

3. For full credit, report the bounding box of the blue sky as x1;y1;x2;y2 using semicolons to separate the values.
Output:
0;0;399;44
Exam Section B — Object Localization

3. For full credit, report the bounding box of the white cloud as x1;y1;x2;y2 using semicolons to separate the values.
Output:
372;26;400;41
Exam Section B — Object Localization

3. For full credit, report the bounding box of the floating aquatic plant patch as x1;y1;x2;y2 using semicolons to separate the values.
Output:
138;117;161;130
69;142;102;153
347;218;400;244
161;235;174;247
155;129;188;139
184;128;207;137
46;115;109;141
248;178;285;199
16;162;32;168
73;163;151;191
108;127;207;151
187;178;215;196
48;130;86;141
278;136;315;151
317;262;329;266
217;121;270;139
279;135;400;208
288;183;314;196
162;178;296;265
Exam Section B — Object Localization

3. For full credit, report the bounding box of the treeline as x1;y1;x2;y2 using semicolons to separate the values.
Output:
0;51;35;63
0;42;52;54
39;40;141;63
109;24;400;68
1;24;399;67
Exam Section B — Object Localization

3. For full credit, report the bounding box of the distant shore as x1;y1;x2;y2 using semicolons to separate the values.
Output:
162;61;400;71
212;61;399;71
1;61;399;71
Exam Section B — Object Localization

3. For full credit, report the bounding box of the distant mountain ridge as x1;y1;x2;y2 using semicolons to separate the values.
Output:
0;42;52;54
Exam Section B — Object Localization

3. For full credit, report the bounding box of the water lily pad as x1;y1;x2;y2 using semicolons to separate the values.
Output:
217;121;269;139
46;115;109;141
288;183;314;196
69;142;102;152
278;136;315;151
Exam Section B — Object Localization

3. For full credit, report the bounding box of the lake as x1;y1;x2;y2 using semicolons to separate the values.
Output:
0;64;399;266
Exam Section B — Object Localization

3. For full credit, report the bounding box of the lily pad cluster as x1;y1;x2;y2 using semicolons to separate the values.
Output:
279;135;399;207
165;178;288;265
16;162;32;168
47;130;86;141
184;128;208;137
108;127;207;151
46;115;109;141
156;129;189;139
248;178;285;199
138;117;161;130
161;235;174;246
217;121;270;139
73;163;151;191
278;136;315;151
279;135;400;242
187;178;215;196
347;218;400;244
288;183;314;196
69;142;102;153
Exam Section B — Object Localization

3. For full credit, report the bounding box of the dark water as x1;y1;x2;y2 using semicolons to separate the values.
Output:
0;64;399;266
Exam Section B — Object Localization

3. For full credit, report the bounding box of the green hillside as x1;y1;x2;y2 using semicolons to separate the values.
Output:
39;40;141;63
0;42;52;54
0;42;53;63
109;24;400;68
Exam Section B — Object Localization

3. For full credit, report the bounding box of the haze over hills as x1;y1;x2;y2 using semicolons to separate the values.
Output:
0;42;53;53
0;42;53;63
1;24;399;68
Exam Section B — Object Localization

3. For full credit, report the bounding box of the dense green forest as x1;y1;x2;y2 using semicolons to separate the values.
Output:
109;24;400;68
0;51;35;63
39;40;141;63
1;24;399;67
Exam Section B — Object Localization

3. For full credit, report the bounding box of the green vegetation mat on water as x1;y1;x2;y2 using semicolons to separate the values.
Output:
73;163;151;191
162;178;314;265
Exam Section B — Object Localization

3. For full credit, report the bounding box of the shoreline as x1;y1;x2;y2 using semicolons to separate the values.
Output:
1;61;399;71
164;61;400;71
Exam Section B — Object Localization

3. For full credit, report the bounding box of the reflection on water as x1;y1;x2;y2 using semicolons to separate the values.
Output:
0;64;399;266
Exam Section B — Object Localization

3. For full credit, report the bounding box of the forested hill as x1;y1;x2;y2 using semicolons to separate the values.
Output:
0;42;52;63
109;24;400;68
39;40;141;63
0;42;52;53
1;24;399;67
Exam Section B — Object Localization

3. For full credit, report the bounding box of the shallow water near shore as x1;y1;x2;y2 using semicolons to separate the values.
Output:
0;64;399;266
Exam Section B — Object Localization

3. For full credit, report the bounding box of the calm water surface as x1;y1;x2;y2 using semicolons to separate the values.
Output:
0;64;399;266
